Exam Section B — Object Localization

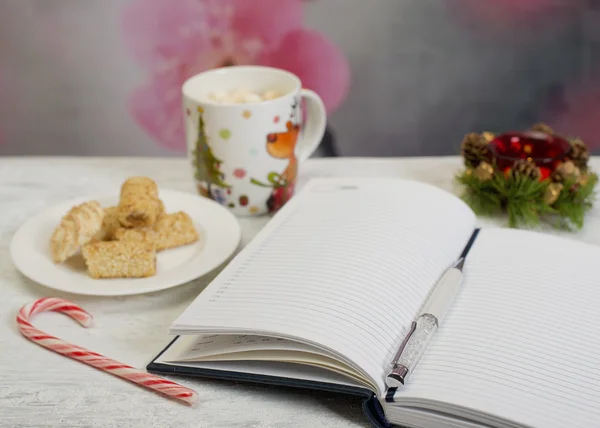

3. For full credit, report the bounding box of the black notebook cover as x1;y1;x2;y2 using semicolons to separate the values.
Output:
147;337;391;428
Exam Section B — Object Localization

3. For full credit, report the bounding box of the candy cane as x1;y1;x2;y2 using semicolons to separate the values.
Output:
17;297;198;406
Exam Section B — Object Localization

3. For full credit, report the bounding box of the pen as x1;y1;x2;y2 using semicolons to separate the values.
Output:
385;257;465;388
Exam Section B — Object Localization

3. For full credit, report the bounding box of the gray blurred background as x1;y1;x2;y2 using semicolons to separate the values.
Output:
0;0;599;157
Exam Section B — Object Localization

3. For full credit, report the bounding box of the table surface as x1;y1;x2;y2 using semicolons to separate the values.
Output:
2;156;600;428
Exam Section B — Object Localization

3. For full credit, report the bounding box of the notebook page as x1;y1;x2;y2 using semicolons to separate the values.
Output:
171;334;343;363
168;334;374;387
390;228;600;428
156;336;369;391
171;335;312;359
171;178;476;395
160;336;373;389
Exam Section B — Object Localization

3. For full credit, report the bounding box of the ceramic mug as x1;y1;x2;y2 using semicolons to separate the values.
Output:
182;66;327;216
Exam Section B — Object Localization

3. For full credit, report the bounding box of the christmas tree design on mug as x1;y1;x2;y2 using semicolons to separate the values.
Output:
192;110;231;203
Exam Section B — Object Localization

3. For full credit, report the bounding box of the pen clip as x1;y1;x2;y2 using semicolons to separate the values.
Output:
390;321;417;365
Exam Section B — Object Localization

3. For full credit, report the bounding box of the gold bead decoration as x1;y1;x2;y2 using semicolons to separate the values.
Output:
544;183;563;205
552;160;581;183
482;132;495;142
474;162;494;181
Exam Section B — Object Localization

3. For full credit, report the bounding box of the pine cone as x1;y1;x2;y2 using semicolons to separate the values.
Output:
531;122;553;134
461;133;489;167
568;138;589;171
551;160;581;183
510;159;541;181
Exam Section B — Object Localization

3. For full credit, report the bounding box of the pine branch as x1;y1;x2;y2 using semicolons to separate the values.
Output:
455;170;598;230
551;173;598;230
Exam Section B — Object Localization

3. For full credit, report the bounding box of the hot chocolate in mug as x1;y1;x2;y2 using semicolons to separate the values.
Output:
182;66;326;216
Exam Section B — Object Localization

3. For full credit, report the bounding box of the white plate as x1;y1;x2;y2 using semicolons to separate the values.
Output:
10;189;242;296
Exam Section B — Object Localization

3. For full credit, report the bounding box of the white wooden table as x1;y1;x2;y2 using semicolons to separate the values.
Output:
2;156;599;428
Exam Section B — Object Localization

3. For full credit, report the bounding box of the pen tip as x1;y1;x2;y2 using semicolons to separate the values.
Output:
454;257;465;271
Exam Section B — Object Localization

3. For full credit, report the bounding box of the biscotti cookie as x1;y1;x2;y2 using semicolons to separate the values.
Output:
82;240;156;279
116;177;164;228
50;201;104;263
114;212;198;251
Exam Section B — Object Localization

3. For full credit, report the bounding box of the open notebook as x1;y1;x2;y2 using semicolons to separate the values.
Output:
148;178;600;428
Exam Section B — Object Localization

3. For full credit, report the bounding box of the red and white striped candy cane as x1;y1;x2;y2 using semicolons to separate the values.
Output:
17;297;198;406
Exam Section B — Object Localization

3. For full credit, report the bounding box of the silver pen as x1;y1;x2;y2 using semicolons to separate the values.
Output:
385;257;465;388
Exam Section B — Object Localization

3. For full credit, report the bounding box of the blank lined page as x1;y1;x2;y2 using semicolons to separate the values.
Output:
157;336;369;391
171;334;342;362
392;228;600;428
171;178;476;394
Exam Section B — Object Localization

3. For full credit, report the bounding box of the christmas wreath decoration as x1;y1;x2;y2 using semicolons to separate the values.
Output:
456;123;598;230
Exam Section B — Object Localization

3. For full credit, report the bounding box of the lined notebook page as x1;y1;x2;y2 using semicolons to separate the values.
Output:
171;178;476;395
171;334;341;362
391;228;600;428
158;336;369;391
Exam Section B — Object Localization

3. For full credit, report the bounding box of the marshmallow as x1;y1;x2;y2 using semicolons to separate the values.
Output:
262;90;281;100
231;89;251;103
207;89;283;104
208;91;228;102
242;93;262;103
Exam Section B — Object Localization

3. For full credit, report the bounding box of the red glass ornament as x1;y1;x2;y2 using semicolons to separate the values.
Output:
489;131;572;178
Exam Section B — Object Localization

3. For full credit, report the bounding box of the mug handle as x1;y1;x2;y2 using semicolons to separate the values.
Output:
296;89;327;161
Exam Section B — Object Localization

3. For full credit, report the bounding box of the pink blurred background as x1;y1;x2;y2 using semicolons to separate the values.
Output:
0;0;598;156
